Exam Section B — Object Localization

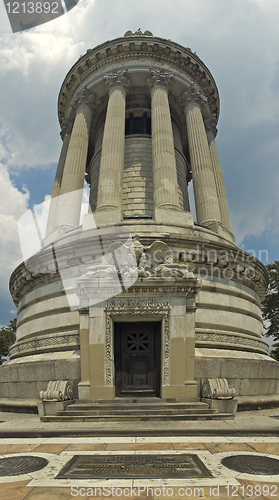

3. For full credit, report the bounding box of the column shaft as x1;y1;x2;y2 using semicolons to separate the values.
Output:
96;86;126;212
207;131;233;233
46;130;71;236
151;84;180;210
57;103;92;229
185;102;221;224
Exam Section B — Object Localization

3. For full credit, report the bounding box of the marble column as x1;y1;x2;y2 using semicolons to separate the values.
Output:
46;119;72;236
181;84;221;226
55;87;98;231
205;117;233;234
147;68;180;211
96;70;130;218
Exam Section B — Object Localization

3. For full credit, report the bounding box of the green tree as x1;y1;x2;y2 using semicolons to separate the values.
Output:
0;319;16;365
262;260;279;360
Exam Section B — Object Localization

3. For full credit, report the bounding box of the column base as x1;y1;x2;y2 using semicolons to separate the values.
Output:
92;209;122;227
202;220;235;244
155;207;194;228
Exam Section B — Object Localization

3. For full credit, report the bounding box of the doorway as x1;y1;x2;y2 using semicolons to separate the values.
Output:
114;322;161;397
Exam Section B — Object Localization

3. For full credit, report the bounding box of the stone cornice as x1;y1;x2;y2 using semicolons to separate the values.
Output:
58;35;220;125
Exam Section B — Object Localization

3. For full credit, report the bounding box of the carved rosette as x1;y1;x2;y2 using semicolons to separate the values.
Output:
179;83;208;109
70;86;100;112
146;67;174;93
103;69;131;95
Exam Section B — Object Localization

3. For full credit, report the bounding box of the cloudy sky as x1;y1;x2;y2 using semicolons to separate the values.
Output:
0;0;278;338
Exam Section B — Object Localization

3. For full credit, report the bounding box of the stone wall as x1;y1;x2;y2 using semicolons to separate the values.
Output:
123;136;153;217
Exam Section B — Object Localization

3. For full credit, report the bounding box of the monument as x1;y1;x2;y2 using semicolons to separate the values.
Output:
2;30;278;410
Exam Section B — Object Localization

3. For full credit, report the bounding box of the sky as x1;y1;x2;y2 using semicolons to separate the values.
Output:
0;0;278;345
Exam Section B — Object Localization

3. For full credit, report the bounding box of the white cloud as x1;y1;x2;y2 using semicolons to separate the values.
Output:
0;164;30;300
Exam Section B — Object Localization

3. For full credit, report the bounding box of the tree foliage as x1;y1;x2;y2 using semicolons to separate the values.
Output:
0;319;16;365
262;260;279;360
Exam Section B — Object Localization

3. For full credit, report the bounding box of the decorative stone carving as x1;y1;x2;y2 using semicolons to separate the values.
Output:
9;332;79;359
39;380;74;401
146;67;174;93
103;69;131;93
136;239;193;279
60;118;73;139
179;83;208;109
204;115;218;137
70;86;99;112
124;29;153;37
201;378;235;399
196;331;269;354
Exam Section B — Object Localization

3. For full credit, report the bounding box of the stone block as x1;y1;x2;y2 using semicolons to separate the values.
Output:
17;362;55;382
0;364;19;383
220;358;259;380
201;397;238;416
8;381;38;399
195;357;221;379
258;360;277;379
0;383;11;398
239;378;270;396
54;360;81;382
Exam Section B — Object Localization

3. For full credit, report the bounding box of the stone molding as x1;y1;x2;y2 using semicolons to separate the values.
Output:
105;297;171;385
179;83;208;109
103;69;131;94
196;331;269;354
70;86;100;112
9;331;80;359
146;67;174;93
58;36;220;124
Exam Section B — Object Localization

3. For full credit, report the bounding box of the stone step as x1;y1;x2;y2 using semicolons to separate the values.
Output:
41;412;234;422
67;403;210;412
57;408;218;416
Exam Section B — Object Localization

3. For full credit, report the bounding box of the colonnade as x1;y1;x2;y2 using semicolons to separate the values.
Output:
46;69;233;237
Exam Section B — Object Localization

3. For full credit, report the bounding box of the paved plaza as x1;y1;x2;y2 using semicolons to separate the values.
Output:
0;409;279;498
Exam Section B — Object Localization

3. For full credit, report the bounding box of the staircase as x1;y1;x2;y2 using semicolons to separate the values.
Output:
40;398;234;422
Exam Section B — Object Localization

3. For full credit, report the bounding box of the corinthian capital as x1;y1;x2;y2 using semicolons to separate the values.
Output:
204;115;218;137
60;118;73;139
179;83;207;109
103;69;131;94
146;67;174;93
70;87;100;112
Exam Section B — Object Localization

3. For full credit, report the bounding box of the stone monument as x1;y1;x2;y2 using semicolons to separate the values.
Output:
2;30;278;408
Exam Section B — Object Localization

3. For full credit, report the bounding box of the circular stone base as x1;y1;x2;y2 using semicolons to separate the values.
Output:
222;455;279;475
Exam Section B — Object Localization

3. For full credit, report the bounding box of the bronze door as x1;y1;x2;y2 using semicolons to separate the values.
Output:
114;322;161;397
